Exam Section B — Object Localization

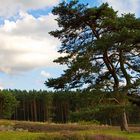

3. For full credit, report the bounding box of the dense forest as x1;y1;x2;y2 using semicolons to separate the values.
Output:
0;90;140;126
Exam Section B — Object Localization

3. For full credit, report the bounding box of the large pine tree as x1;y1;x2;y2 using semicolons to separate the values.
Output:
45;0;140;131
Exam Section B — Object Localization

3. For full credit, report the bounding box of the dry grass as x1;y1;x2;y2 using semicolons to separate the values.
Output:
13;121;112;132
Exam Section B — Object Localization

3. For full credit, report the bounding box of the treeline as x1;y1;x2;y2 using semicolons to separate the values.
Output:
0;90;140;125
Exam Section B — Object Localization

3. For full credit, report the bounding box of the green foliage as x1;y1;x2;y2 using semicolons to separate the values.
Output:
0;90;18;119
45;0;140;94
69;109;95;122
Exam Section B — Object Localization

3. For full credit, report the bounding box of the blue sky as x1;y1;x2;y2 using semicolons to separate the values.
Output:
0;0;140;90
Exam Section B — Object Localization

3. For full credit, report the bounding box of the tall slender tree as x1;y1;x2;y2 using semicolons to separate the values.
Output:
45;0;140;131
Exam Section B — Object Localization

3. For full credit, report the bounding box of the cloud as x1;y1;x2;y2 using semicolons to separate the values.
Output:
0;12;61;75
2;12;59;38
40;70;51;78
99;0;140;17
0;0;60;18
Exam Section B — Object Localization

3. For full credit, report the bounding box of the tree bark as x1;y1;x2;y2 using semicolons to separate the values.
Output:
119;49;129;131
103;50;119;91
120;109;129;131
33;99;37;121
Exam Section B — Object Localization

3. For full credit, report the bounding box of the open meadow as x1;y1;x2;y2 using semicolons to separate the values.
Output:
0;120;140;140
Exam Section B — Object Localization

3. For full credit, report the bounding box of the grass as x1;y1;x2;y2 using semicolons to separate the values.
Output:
81;129;140;140
0;120;139;140
0;119;15;126
0;132;42;140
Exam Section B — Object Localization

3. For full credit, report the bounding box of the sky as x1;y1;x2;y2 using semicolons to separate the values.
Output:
0;0;140;90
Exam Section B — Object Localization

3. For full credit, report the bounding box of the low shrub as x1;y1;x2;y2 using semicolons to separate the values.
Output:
78;120;100;125
85;134;128;140
36;134;128;140
14;122;97;132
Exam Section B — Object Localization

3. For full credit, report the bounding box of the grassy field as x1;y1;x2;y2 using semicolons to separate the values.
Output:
0;120;139;140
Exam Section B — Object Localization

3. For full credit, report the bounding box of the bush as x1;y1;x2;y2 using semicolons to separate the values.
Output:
78;120;100;125
37;134;128;140
69;109;97;122
85;134;128;140
14;122;95;132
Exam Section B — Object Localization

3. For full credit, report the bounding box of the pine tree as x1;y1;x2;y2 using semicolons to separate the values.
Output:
45;0;140;131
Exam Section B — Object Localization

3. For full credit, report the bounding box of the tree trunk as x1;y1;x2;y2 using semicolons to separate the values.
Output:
33;99;37;121
120;109;129;131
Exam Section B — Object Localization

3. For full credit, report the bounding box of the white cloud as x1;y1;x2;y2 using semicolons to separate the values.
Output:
0;0;60;18
0;12;61;75
40;70;51;78
99;0;140;17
